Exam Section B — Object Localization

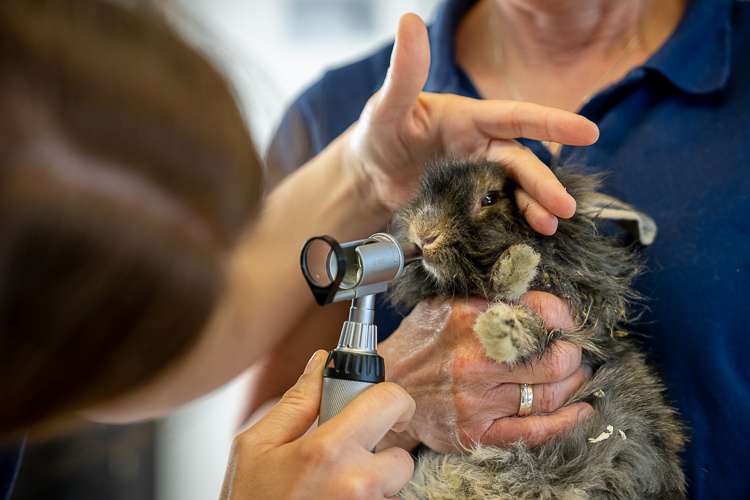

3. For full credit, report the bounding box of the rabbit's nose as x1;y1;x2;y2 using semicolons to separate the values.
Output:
421;234;440;248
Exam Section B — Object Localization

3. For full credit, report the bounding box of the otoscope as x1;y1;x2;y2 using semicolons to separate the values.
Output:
300;233;421;426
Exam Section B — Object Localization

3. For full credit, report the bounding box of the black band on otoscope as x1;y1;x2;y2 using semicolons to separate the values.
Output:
323;350;385;384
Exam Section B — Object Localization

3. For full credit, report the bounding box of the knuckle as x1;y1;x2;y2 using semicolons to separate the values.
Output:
510;104;530;139
280;384;308;408
503;145;532;167
450;302;482;327
395;447;416;472
445;344;489;382
228;431;272;472
377;380;406;400
521;291;574;331
232;429;264;456
539;344;579;380
297;437;342;471
376;381;413;410
534;382;563;413
445;350;470;379
340;476;379;499
549;299;576;330
543;110;554;141
548;349;572;380
517;411;562;447
523;420;553;447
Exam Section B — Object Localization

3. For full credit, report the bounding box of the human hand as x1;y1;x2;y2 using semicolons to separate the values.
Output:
221;350;415;500
347;13;599;236
377;293;593;454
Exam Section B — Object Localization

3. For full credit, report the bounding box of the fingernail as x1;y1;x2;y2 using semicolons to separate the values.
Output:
563;193;577;218
578;403;595;421
582;363;594;380
304;350;325;375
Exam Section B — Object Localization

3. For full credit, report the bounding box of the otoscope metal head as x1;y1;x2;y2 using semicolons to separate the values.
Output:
300;232;422;306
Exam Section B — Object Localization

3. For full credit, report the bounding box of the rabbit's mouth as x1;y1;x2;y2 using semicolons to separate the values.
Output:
420;259;445;282
419;246;470;288
419;249;450;282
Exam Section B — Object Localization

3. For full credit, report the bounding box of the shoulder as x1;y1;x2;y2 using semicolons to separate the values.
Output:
295;42;394;136
264;42;394;178
265;40;394;178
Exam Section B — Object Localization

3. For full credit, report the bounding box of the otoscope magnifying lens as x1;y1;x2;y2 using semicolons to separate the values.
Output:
302;237;337;287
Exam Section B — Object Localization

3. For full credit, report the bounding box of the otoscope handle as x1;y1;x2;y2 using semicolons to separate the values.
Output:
319;349;385;425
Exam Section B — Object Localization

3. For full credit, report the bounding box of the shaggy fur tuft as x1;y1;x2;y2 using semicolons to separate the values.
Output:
388;157;686;499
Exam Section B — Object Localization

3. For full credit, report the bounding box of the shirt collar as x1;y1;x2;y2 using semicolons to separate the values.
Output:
423;0;734;96
643;0;733;94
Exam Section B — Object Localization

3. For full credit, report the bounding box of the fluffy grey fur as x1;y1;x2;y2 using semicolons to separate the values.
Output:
387;158;686;499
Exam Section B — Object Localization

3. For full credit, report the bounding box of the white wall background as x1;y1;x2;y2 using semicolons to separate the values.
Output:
171;0;443;150
157;1;442;499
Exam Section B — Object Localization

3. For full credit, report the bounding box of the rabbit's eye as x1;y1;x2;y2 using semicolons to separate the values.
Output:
481;191;500;207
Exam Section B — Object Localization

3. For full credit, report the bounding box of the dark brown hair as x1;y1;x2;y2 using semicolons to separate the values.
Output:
0;0;264;438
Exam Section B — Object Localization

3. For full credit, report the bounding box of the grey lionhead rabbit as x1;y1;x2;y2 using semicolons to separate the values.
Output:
388;158;686;499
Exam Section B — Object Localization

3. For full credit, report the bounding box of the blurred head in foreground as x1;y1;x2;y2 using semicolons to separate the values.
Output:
0;0;264;440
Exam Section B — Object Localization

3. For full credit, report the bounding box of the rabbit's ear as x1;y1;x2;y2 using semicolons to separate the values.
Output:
577;193;658;245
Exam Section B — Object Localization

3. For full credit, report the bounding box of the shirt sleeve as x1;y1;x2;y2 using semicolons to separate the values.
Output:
263;43;395;191
264;96;316;191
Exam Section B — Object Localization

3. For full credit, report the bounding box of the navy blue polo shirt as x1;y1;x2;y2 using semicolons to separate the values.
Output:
267;0;750;497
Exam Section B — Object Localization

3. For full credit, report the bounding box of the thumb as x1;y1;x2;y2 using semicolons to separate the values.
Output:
243;350;327;448
375;13;430;122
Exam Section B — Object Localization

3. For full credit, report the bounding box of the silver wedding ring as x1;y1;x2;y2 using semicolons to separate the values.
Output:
519;383;533;417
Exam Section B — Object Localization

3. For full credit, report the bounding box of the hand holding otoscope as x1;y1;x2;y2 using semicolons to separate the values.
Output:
301;233;421;426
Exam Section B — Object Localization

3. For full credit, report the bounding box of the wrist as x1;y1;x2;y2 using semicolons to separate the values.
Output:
344;121;421;217
340;128;395;222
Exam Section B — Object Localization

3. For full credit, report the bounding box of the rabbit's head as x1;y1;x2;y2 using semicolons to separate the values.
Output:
392;158;532;294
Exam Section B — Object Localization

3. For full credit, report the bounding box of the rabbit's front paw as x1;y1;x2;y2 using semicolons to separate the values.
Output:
490;244;540;301
474;302;546;364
